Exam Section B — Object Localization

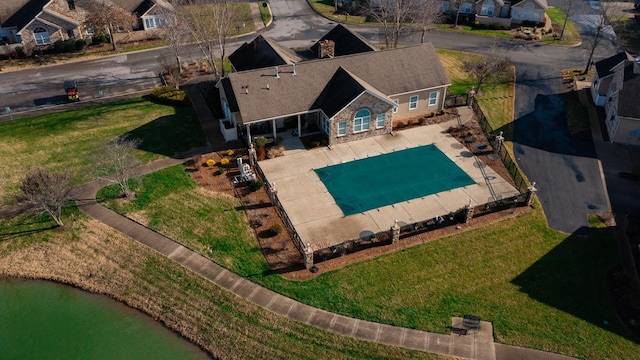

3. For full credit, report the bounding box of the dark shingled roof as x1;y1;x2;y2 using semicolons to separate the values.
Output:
111;0;148;13
309;24;378;58
226;43;450;124
2;0;50;30
312;67;393;118
618;62;640;118
595;52;631;78
228;35;303;72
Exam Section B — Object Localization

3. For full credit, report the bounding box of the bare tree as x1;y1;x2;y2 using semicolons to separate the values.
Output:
414;0;444;43
181;0;239;77
581;0;615;74
364;0;416;48
157;0;188;88
16;168;74;226
449;0;466;28
92;136;142;198
462;55;510;94
556;0;575;40
84;0;136;51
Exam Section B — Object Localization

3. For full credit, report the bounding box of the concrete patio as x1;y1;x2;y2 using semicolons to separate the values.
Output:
258;115;519;250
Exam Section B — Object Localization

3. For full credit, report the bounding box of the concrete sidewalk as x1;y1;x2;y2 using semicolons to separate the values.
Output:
71;153;575;360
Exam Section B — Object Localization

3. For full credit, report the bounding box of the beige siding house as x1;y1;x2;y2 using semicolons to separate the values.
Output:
218;37;451;147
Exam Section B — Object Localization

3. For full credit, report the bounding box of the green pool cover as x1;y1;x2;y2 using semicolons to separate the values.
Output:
314;144;475;216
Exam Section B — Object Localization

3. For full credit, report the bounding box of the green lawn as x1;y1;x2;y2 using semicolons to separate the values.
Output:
438;49;515;140
99;163;638;359
309;0;368;24
0;99;206;203
258;1;271;25
541;7;580;46
436;24;514;39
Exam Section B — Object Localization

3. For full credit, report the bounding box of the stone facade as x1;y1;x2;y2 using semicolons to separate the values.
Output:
328;92;393;146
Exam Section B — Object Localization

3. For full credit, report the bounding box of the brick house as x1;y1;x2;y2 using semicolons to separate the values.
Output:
0;0;170;55
217;31;451;146
442;0;547;28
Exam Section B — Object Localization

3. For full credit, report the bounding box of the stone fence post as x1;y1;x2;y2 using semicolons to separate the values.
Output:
304;245;314;269
390;220;400;244
526;182;538;207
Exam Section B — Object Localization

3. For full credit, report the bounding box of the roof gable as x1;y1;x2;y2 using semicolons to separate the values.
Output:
228;35;303;72
511;0;548;9
309;24;378;58
226;43;451;123
618;62;640;118
595;52;632;78
2;0;51;30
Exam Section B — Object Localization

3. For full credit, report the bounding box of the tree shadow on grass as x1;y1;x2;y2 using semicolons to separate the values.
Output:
0;214;58;242
512;225;639;343
123;105;207;157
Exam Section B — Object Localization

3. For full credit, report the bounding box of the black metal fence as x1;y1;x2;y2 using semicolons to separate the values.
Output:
472;101;529;193
445;94;468;108
251;159;307;256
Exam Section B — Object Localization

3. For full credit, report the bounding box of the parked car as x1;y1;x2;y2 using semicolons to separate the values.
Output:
64;80;79;102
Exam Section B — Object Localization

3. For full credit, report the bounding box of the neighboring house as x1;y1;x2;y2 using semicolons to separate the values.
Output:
591;52;632;106
595;54;640;145
442;0;547;27
0;0;170;54
217;32;451;147
113;0;173;30
510;0;547;24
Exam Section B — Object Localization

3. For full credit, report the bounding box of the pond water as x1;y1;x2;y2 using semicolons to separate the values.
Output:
0;279;211;360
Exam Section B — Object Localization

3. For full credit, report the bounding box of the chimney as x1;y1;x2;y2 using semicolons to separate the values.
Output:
318;39;335;59
275;66;280;78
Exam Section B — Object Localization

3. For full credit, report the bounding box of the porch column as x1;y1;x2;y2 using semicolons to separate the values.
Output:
246;124;251;143
297;115;302;137
440;88;447;110
272;119;277;139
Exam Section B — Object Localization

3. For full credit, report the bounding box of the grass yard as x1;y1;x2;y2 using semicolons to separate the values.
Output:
438;49;515;140
436;24;514;39
0;99;206;204
259;1;271;25
0;211;433;360
100;162;638;359
541;7;580;46
309;0;368;24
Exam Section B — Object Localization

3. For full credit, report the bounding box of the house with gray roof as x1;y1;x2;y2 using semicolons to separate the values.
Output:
217;39;451;146
591;52;634;106
443;0;548;28
599;55;640;145
228;35;304;72
0;0;170;54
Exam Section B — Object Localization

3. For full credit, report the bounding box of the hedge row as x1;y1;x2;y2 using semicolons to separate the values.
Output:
149;86;190;107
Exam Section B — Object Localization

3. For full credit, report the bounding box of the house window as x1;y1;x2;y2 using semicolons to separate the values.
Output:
33;27;50;45
460;3;473;13
67;29;74;39
480;4;494;16
85;26;96;35
145;17;165;29
67;0;75;10
524;3;534;9
428;91;438;106
441;1;449;13
393;99;399;113
409;95;418;110
337;121;347;136
376;114;386;129
322;116;330;134
353;109;371;133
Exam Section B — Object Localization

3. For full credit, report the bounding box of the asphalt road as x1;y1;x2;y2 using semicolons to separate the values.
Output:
0;0;624;235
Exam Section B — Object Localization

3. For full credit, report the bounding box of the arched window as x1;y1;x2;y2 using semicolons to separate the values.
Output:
524;3;534;9
33;27;50;45
353;109;371;133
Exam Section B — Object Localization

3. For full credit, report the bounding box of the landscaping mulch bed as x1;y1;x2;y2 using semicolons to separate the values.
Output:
188;116;527;279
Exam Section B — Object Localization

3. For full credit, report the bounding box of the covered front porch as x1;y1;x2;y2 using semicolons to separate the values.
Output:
242;112;325;143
